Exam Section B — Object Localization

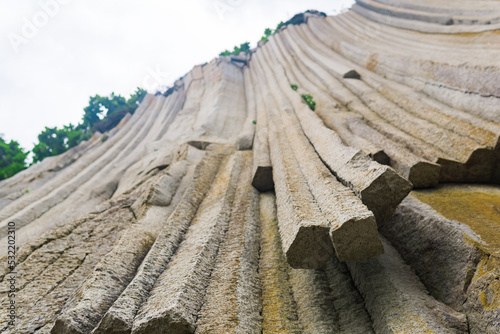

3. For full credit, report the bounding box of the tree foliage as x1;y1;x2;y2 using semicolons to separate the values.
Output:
32;87;146;164
83;88;146;130
31;124;85;164
0;136;28;180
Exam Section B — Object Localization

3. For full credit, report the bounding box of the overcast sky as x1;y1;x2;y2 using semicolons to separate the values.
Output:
0;0;354;150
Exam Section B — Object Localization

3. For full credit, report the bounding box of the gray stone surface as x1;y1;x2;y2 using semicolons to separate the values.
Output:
195;152;261;333
0;196;138;334
343;113;441;188
258;192;303;333
250;67;274;192
252;56;334;269
254;43;384;261
266;117;333;269
277;103;383;262
51;228;154;334
464;254;500;334
347;237;468;334
324;258;374;333
380;196;485;309
145;160;187;207
131;151;243;334
236;67;257;151
257;37;412;226
270;30;390;167
93;148;227;334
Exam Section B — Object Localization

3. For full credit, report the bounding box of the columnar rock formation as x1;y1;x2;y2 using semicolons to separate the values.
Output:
1;1;500;333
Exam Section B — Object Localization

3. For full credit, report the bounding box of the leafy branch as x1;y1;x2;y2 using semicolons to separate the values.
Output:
301;94;316;111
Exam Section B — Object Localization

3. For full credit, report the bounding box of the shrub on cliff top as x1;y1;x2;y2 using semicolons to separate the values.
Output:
0;136;28;180
219;42;251;57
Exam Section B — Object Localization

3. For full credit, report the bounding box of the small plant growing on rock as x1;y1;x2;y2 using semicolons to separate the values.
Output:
275;21;285;32
101;135;109;143
301;94;316;111
252;120;256;124
239;42;250;53
261;28;273;42
290;84;298;91
219;42;251;57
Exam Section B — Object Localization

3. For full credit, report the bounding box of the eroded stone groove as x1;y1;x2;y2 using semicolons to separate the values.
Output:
347;237;469;334
258;192;302;333
131;151;243;334
51;230;154;334
250;66;274;192
1;196;138;334
195;151;261;333
252;56;334;269
324;258;374;333
381;196;485;310
92;147;228;334
257;38;412;226
259;191;376;334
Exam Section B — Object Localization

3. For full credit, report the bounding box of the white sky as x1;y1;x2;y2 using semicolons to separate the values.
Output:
0;0;354;150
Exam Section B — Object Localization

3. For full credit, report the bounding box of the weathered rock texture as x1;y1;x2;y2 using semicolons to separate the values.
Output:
1;1;500;333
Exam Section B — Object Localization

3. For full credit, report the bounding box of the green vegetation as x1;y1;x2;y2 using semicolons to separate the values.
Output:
0;87;147;180
219;42;251;57
220;12;328;58
301;94;316;111
275;21;285;31
83;88;146;131
31;87;146;164
291;84;315;110
260;28;273;42
0;136;29;181
252;120;257;124
32;125;83;163
221;20;287;57
260;21;285;43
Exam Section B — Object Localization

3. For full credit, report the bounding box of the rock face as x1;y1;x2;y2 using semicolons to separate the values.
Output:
1;1;500;333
